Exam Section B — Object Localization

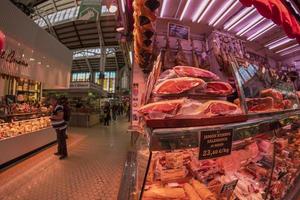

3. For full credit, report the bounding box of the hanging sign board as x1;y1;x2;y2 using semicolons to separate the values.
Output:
220;180;238;194
199;129;233;160
78;0;102;21
168;23;190;40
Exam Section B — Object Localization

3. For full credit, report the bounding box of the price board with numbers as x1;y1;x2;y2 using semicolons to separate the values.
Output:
199;129;233;160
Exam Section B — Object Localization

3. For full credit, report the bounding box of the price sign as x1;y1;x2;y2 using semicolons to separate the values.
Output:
199;129;233;160
220;180;238;194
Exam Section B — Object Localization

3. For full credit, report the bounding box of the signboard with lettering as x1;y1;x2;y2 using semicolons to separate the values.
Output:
199;129;233;160
168;23;190;40
220;180;238;194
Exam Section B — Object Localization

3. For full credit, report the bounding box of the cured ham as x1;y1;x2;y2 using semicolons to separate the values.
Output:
204;81;233;96
199;100;242;117
153;77;206;95
143;187;186;199
138;99;184;119
260;88;283;103
240;97;274;112
174;66;220;80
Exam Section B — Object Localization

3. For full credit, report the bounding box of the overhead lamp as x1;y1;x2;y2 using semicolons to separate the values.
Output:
212;0;240;27
120;0;125;13
29;58;35;61
224;7;254;30
227;8;256;31
37;61;41;65
192;0;209;22
179;0;192;21
116;27;125;32
109;2;118;13
236;15;264;36
197;0;216;23
276;44;299;54
280;46;300;56
160;0;168;18
268;37;294;50
265;36;288;48
247;22;276;41
209;0;235;26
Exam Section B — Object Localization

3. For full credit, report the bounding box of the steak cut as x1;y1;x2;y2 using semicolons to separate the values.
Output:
138;99;184;119
173;66;220;80
245;97;274;112
153;77;206;95
204;81;233;95
260;88;283;103
199;100;242;117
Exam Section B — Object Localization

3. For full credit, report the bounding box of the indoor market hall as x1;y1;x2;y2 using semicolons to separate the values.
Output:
0;117;130;200
1;0;300;200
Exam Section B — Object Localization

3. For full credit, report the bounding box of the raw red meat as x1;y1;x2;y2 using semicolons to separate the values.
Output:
173;66;220;80
138;99;184;119
245;97;274;112
204;81;233;96
199;100;242;117
260;88;283;103
153;77;206;95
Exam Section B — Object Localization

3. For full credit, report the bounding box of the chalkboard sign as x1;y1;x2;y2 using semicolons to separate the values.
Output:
220;180;238;194
199;129;233;160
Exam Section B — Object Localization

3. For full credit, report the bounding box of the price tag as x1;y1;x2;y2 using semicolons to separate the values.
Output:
220;180;238;194
199;129;233;160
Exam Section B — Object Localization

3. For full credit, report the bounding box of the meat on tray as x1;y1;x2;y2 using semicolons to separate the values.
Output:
199;100;242;117
143;187;186;199
153;77;206;95
246;97;274;112
260;88;283;103
204;81;233;95
173;66;220;80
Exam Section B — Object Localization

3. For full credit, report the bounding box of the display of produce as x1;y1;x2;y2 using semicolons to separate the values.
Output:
0;116;51;140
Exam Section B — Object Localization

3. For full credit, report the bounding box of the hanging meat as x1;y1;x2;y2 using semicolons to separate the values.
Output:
204;82;234;96
144;0;160;12
175;39;189;66
191;39;200;68
163;38;175;69
153;77;206;95
173;66;220;80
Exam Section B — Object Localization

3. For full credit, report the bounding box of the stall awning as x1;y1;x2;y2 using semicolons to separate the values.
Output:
240;0;300;43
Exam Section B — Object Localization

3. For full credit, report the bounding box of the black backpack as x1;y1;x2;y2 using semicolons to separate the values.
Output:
63;105;71;122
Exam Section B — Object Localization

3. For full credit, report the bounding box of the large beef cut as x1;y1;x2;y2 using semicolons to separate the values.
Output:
204;82;233;96
199;101;241;117
153;77;206;95
245;97;274;112
260;88;283;103
174;66;220;80
138;99;184;119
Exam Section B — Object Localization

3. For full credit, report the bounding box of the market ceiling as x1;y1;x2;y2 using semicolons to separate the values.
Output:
158;0;300;58
11;0;127;71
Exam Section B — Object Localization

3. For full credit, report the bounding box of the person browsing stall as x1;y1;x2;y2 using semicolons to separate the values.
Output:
50;96;68;160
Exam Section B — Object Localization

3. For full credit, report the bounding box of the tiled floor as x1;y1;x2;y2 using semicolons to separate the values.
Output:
0;117;130;200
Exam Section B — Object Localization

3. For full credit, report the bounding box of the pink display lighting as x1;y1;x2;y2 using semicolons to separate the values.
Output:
268;37;295;50
160;0;168;18
280;46;300;56
179;0;192;21
224;7;255;31
209;0;235;26
197;0;216;23
0;31;5;52
121;0;125;13
211;0;240;27
247;22;276;41
265;36;288;48
192;1;209;22
236;15;264;36
276;44;299;54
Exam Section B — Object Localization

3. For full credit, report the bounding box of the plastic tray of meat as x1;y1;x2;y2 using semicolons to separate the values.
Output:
145;115;248;128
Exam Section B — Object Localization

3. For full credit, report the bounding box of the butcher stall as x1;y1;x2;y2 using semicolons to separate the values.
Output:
118;0;300;200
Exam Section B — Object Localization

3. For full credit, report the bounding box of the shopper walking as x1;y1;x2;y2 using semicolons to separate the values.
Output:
103;102;111;126
50;96;68;160
61;97;71;139
112;104;117;121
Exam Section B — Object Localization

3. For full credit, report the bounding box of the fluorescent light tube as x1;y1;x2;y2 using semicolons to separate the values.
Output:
192;1;209;22
248;23;276;41
268;37;294;49
276;44;299;54
209;0;235;26
265;36;288;48
237;16;264;36
280;47;300;56
121;0;125;13
197;0;216;23
180;0;192;21
160;0;168;18
212;0;240;27
224;7;254;30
